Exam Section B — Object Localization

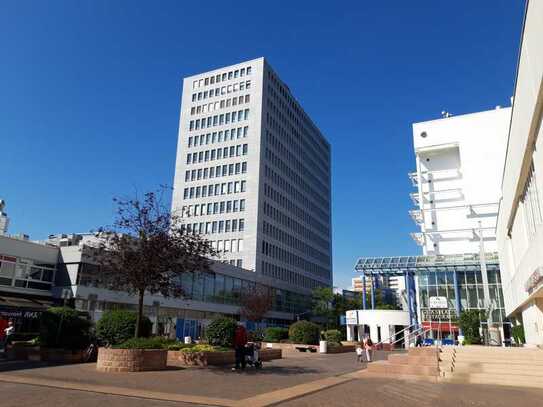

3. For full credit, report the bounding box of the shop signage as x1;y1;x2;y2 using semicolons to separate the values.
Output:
422;308;451;321
345;310;358;325
525;267;543;293
429;296;448;309
0;309;40;319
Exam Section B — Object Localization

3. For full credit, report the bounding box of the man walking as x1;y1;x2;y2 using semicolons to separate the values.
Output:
232;323;248;371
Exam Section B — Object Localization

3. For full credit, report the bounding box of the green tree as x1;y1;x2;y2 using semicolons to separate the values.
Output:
459;309;486;344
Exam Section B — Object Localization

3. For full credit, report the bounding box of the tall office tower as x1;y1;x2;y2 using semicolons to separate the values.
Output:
409;107;511;256
172;58;332;295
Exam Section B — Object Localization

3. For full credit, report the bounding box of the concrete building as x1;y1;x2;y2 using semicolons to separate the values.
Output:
496;0;543;347
410;107;511;255
171;58;332;300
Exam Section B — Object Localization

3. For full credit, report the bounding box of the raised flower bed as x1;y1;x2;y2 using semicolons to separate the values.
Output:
168;347;282;367
96;347;167;372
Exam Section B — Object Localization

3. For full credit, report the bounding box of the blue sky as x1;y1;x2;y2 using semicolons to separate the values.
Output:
0;1;525;289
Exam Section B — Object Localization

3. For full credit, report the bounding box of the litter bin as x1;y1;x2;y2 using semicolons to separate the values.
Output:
319;340;327;353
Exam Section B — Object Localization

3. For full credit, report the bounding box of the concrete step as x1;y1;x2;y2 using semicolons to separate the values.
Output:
388;354;438;366
453;356;543;365
408;348;440;357
445;373;543;389
367;361;439;377
452;363;543;376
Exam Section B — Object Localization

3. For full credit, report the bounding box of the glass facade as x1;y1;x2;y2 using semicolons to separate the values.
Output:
76;263;311;316
0;254;56;291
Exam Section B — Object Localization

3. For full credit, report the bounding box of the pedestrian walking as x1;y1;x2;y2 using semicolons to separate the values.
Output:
2;320;14;352
363;335;373;362
232;323;248;371
355;344;364;363
415;334;423;347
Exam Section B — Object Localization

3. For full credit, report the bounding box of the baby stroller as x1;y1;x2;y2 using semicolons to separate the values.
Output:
244;342;262;369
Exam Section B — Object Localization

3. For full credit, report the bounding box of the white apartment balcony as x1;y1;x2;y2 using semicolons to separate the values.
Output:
415;227;497;242
408;168;461;187
409;209;423;224
410;232;425;246
410;192;420;205
410;188;464;206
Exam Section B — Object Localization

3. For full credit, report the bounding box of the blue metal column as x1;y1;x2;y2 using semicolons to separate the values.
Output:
370;276;376;310
405;271;413;326
362;274;367;310
453;271;463;335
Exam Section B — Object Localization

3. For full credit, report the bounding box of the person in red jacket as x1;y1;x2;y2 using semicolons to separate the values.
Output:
232;323;248;371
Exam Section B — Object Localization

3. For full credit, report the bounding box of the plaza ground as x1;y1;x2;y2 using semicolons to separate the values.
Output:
0;351;542;406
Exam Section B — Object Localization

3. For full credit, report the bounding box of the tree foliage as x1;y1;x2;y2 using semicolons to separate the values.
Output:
459;309;485;344
289;320;321;345
96;310;152;346
91;187;215;337
205;316;237;348
40;307;92;350
240;284;273;322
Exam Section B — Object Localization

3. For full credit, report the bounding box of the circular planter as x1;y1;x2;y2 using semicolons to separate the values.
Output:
96;347;167;372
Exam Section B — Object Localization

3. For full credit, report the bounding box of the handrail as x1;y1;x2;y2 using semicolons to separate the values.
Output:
372;323;419;348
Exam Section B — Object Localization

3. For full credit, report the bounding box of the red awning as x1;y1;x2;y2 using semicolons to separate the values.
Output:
422;321;459;332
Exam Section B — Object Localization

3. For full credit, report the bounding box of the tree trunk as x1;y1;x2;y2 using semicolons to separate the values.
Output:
135;289;145;338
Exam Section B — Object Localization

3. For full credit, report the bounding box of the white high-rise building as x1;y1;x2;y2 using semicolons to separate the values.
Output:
410;108;511;255
172;57;332;295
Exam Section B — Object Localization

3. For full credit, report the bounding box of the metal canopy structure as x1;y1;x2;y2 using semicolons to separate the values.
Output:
354;252;500;276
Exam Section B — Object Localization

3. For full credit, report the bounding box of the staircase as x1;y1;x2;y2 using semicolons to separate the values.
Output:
365;347;441;382
442;346;543;389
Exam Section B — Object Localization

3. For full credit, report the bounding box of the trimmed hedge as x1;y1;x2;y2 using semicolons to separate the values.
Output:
323;329;343;345
264;327;289;343
40;307;92;350
114;337;175;349
289;321;320;345
205;317;237;348
96;310;152;346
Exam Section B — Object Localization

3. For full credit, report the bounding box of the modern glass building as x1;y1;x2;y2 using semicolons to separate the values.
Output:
355;252;508;341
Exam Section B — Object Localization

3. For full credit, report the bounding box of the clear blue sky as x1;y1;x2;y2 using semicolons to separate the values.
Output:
0;1;525;290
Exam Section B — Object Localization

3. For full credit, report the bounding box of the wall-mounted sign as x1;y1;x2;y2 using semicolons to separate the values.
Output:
345;310;358;325
422;308;451;321
525;267;543;293
429;296;448;309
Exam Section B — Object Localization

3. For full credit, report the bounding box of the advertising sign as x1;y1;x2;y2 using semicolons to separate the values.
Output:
345;310;358;325
429;296;448;309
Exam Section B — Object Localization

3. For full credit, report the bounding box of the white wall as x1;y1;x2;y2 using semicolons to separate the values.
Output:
411;107;511;255
496;0;543;346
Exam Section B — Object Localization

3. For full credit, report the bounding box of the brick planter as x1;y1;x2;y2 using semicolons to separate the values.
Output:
96;348;167;372
9;344;84;363
327;345;355;354
168;348;282;367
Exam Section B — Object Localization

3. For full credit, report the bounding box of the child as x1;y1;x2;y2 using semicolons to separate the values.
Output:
355;344;364;363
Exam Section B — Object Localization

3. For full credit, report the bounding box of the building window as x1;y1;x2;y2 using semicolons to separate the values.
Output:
521;162;542;236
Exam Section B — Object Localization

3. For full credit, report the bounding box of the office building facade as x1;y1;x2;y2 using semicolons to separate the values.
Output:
497;0;543;347
172;57;332;297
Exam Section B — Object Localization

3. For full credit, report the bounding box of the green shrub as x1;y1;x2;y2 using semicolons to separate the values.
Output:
459;310;484;345
114;336;175;349
167;342;195;351
264;327;289;343
323;329;343;344
248;328;264;342
40;307;92;350
96;310;152;346
205;317;237;348
511;324;525;344
289;321;320;345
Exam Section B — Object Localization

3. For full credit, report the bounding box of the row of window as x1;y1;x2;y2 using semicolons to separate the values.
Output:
263;201;329;251
185;162;247;182
521;162;542;236
266;108;329;182
189;109;250;131
188;126;249;148
265;128;329;197
182;180;247;200
261;260;327;290
262;221;330;269
185;218;245;234
265;147;329;209
191;94;250;116
210;238;244;253
265;165;330;222
186;144;248;164
191;81;251;102
264;183;329;237
267;72;330;166
192;66;252;89
261;239;330;281
182;199;246;217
